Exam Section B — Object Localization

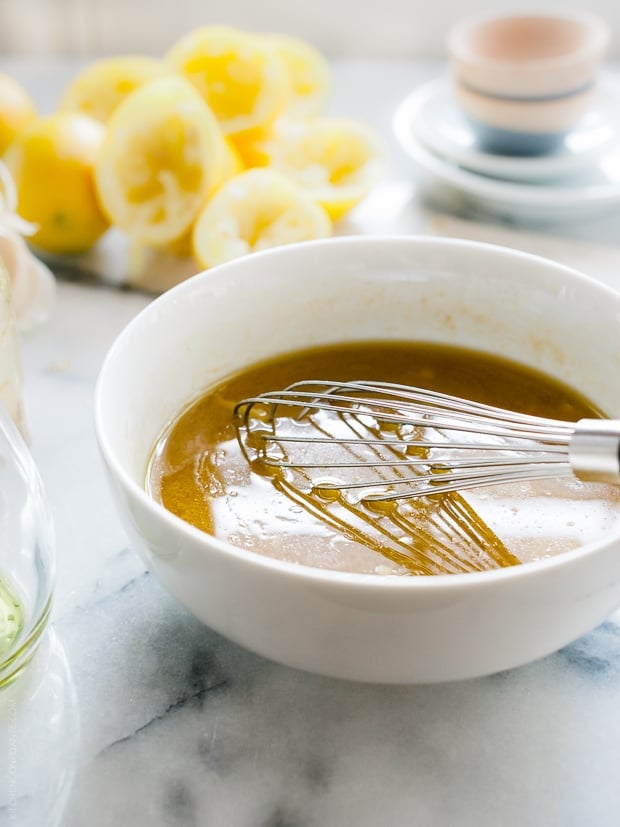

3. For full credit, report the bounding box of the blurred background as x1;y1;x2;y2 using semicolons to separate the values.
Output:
2;0;619;58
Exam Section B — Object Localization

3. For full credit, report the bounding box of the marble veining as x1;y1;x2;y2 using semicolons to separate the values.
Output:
2;58;620;827
559;621;620;677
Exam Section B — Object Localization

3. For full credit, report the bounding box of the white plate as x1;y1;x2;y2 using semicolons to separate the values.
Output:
399;76;617;183
394;92;620;224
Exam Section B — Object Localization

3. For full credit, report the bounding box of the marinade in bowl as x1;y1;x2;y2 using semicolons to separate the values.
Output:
147;340;620;576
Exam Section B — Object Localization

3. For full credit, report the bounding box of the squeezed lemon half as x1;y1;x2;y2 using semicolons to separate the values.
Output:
192;168;331;268
59;56;168;123
263;33;331;118
258;117;383;220
166;25;289;139
0;73;36;156
95;75;231;245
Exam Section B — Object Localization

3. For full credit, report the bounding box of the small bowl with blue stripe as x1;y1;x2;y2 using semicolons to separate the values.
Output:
447;12;609;156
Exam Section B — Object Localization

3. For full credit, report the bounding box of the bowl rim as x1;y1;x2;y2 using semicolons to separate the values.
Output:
94;234;620;591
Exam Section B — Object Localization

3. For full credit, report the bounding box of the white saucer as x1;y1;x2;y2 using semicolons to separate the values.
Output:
394;83;620;224
399;76;617;183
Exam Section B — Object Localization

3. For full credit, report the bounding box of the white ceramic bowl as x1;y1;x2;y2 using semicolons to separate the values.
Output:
94;236;620;684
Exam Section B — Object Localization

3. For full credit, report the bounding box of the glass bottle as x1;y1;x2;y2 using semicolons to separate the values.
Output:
0;260;54;687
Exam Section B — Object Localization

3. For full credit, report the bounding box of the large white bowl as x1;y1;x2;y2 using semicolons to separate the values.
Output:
94;236;620;684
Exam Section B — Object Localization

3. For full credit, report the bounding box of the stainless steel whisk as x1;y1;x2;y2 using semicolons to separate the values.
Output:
234;380;620;502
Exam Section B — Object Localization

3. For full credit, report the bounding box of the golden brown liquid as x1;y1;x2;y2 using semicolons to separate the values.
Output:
147;342;620;575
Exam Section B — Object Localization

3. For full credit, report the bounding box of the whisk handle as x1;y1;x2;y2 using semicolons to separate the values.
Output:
569;419;620;484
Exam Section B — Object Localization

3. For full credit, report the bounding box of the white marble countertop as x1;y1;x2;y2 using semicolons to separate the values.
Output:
4;58;620;827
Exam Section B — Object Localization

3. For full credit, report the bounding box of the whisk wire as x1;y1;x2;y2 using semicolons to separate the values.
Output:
265;388;520;574
233;379;620;503
236;381;576;444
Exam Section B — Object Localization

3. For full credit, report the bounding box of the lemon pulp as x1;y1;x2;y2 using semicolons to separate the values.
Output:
166;25;289;138
59;56;168;123
95;76;229;245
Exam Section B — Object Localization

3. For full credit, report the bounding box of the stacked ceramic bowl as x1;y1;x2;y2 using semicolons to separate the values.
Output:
394;12;620;223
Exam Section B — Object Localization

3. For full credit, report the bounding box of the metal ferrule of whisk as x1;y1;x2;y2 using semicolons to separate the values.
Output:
233;380;620;501
569;419;620;483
